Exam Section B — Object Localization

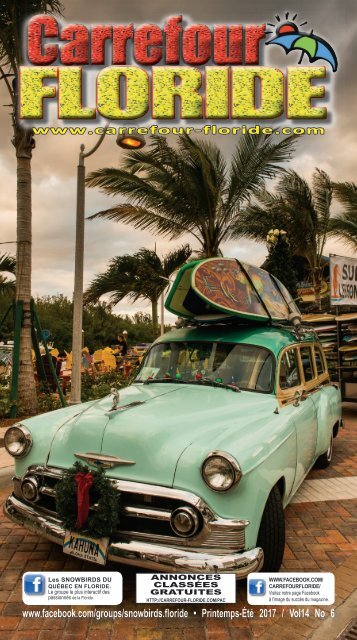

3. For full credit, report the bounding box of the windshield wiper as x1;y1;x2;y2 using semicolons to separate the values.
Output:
138;377;240;392
190;378;241;392
141;378;189;385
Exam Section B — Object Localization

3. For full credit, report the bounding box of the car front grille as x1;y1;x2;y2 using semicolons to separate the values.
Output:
14;466;246;553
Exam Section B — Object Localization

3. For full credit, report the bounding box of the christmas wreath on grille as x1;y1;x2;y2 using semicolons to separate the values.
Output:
55;461;120;538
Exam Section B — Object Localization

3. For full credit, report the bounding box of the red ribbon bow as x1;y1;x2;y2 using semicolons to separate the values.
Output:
74;472;93;529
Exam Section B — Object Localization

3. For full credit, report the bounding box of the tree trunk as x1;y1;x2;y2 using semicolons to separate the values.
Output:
202;239;220;258
14;125;38;414
151;298;159;339
312;268;322;312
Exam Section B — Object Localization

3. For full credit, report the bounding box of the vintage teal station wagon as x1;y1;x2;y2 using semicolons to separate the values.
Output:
4;259;342;577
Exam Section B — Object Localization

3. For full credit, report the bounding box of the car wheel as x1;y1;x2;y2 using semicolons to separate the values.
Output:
257;485;285;572
314;433;333;469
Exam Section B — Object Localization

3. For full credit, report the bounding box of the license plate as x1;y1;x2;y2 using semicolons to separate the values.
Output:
63;530;109;565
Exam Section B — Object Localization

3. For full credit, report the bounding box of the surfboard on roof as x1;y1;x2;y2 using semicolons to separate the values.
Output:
165;258;300;323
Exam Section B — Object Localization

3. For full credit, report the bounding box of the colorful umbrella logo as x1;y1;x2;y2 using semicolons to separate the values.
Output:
266;15;338;72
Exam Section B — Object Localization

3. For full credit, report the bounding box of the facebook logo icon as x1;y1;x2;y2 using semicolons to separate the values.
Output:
23;574;46;596
248;578;266;596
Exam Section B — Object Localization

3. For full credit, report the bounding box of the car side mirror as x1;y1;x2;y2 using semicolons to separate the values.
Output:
293;390;302;407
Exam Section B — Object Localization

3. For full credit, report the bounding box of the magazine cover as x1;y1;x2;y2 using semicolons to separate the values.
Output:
0;0;356;638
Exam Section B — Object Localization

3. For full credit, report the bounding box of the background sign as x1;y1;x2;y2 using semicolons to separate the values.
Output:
330;255;357;306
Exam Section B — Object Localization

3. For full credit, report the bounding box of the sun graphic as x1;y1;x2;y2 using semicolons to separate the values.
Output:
266;12;308;39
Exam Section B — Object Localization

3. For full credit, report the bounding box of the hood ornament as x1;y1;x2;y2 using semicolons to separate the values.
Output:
74;452;135;468
110;386;120;411
105;385;145;418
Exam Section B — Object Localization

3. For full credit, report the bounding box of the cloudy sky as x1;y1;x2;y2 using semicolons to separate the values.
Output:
0;0;356;323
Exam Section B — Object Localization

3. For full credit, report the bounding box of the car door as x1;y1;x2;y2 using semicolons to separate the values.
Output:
296;345;320;472
278;346;318;492
307;343;337;456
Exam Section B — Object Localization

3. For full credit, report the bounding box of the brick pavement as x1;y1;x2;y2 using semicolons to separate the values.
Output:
0;404;355;638
0;448;13;472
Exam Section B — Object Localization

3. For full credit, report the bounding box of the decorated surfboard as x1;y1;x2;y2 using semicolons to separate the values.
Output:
165;258;300;323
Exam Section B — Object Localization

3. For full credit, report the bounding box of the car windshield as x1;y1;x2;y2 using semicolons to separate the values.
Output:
135;341;275;393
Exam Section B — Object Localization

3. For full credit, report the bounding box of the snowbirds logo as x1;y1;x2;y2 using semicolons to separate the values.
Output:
20;13;337;123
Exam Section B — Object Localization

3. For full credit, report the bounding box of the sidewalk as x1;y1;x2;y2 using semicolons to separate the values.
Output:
0;418;20;488
0;404;355;639
0;448;13;489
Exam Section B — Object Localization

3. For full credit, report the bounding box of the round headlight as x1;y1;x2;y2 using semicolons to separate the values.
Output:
201;451;241;491
4;425;32;458
170;506;200;537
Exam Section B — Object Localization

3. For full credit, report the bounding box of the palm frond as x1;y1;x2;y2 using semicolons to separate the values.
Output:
162;244;192;278
0;0;63;73
86;165;204;233
87;204;202;242
0;253;16;296
333;182;357;214
329;213;357;249
231;196;286;242
84;246;191;307
86;132;297;258
226;133;297;211
312;169;332;233
0;276;15;295
330;181;357;249
0;253;16;275
276;171;317;235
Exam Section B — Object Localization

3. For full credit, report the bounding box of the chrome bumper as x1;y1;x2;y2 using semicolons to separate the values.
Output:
4;494;264;578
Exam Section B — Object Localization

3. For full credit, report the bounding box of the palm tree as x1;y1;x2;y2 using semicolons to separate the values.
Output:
0;0;62;413
237;169;333;309
331;182;357;249
86;133;297;258
0;253;16;296
84;246;192;338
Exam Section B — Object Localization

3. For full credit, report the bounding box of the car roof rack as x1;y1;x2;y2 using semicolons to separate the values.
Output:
174;316;317;341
